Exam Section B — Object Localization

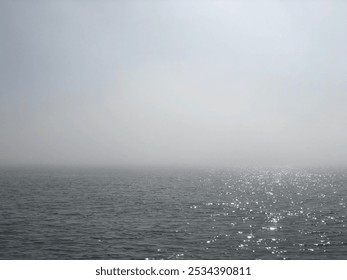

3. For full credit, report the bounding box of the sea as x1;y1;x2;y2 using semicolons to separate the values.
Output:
0;166;346;259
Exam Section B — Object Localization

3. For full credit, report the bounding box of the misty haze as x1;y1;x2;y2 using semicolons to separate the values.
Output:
0;0;346;259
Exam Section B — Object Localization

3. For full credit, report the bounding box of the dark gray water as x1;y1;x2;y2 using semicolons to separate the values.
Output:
0;166;346;259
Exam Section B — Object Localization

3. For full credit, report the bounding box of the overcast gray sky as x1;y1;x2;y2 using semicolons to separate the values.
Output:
1;0;347;167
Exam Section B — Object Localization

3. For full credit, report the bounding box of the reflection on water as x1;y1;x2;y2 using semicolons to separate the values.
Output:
0;167;346;259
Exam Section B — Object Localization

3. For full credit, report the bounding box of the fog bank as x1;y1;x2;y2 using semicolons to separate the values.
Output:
1;0;347;167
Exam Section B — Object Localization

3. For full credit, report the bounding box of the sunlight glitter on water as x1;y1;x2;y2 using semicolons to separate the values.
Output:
0;167;346;259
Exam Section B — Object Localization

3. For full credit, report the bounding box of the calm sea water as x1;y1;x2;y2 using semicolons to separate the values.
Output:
0;166;346;259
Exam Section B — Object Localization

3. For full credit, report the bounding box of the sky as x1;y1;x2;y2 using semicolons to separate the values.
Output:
1;0;347;167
